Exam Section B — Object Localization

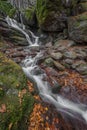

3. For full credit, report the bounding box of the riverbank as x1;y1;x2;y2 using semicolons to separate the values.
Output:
0;37;87;129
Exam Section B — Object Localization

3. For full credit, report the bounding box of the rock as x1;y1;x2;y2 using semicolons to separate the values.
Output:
50;52;63;60
68;12;87;43
54;40;76;48
0;1;16;18
76;63;87;75
64;59;73;65
52;83;62;94
36;0;67;31
0;18;29;46
76;50;87;59
44;58;54;67
72;60;86;69
23;7;37;27
76;2;87;14
0;52;34;130
64;51;77;59
53;60;65;71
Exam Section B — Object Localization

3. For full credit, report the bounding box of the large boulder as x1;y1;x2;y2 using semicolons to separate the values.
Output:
23;7;37;27
0;0;16;18
0;52;34;130
68;12;87;43
36;0;80;32
0;18;29;46
36;0;67;32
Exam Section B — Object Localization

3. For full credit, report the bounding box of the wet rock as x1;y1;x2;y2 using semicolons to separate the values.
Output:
53;60;65;71
44;58;54;67
55;40;76;47
64;51;77;59
0;18;29;46
50;52;63;60
23;7;37;27
57;46;67;52
68;12;87;43
52;83;62;94
64;59;73;65
76;50;87;59
72;60;86;69
76;63;87;75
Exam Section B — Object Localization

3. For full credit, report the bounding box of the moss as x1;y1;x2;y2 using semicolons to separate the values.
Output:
0;52;34;130
36;0;48;24
0;0;16;17
36;0;65;26
8;8;16;18
0;56;27;90
24;7;35;20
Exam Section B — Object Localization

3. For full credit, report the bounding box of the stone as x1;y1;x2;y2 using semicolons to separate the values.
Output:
44;58;53;67
53;60;65;71
36;0;67;31
64;51;77;59
64;59;73;65
54;40;75;47
76;63;87;75
52;83;62;94
23;7;37;27
68;12;87;43
0;18;29;46
76;50;87;59
72;60;86;69
50;52;63;60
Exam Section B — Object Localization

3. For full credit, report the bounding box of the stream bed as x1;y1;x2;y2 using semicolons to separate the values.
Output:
6;16;87;130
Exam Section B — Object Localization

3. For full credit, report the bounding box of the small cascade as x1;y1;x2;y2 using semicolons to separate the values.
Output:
6;16;87;128
6;16;39;46
22;51;87;124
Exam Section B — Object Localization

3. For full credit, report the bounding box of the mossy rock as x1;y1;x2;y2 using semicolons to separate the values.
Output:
23;7;37;27
0;0;16;18
68;12;87;43
0;52;34;130
36;0;69;31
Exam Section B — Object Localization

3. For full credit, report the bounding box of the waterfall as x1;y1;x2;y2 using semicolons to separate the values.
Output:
6;16;39;46
22;51;87;123
6;16;87;125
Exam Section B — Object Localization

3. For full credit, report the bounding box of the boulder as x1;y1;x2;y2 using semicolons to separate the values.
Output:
0;52;34;130
36;0;67;31
0;18;29;46
68;12;87;43
0;1;16;18
23;7;37;27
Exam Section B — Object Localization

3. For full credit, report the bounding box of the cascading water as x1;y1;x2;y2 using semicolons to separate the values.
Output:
6;16;39;46
6;17;87;128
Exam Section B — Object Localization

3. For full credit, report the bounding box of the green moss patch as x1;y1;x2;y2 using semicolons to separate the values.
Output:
0;0;16;17
0;52;34;130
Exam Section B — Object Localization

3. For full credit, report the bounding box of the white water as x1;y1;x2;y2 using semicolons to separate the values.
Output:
6;17;87;123
22;52;87;123
6;16;39;46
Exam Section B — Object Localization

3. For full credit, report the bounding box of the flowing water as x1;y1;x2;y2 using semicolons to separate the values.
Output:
6;17;87;127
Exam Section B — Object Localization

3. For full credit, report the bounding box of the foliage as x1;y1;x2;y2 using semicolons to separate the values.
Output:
24;7;35;20
0;0;16;17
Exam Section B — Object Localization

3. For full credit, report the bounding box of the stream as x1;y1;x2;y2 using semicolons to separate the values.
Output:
6;16;87;127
